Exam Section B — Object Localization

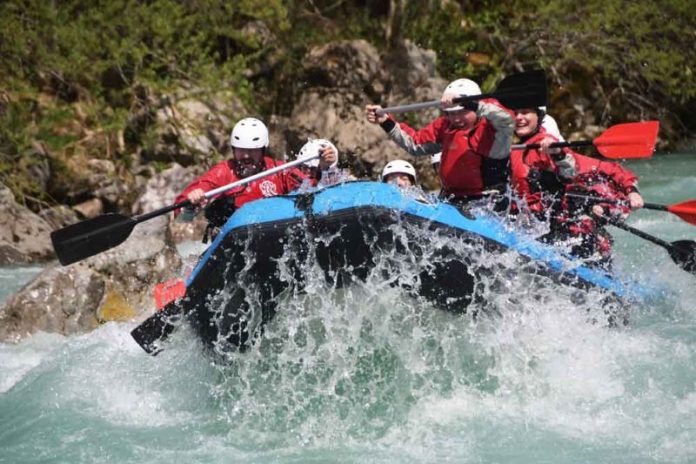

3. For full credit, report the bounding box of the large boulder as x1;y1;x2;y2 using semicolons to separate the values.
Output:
134;86;247;166
0;183;54;264
0;214;182;342
47;151;135;212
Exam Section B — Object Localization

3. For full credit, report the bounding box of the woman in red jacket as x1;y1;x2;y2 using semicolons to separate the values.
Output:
365;78;514;203
510;107;644;266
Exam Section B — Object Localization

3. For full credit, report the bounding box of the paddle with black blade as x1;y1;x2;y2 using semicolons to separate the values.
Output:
51;154;320;266
129;153;321;355
605;218;696;276
375;69;548;115
512;121;660;159
567;194;696;226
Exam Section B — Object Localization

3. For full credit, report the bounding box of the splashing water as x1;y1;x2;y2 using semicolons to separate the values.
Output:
1;154;695;463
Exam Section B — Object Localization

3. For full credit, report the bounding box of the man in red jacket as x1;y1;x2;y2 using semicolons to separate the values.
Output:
365;78;514;203
510;107;644;266
175;117;335;237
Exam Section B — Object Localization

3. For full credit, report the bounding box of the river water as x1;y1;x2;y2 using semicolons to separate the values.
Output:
1;153;695;463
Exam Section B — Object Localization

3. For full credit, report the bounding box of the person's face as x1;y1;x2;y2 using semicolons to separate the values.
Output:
514;109;540;138
233;147;264;178
444;108;477;129
299;164;319;178
385;173;414;188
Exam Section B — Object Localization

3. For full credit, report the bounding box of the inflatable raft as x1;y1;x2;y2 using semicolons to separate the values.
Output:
134;181;656;353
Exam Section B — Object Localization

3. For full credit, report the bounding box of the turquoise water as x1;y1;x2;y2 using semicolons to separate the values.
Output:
1;153;695;463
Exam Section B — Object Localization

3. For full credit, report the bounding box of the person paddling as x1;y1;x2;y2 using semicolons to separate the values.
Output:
175;117;333;239
510;107;644;267
365;78;514;205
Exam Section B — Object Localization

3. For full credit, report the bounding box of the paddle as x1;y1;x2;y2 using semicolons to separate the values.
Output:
375;69;547;115
512;121;660;159
567;194;696;226
51;153;320;266
606;218;696;275
130;153;321;354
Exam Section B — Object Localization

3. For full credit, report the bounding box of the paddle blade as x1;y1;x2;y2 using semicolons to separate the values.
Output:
668;240;696;275
667;200;696;226
131;303;183;355
153;279;187;309
51;214;136;265
493;70;548;109
593;121;660;159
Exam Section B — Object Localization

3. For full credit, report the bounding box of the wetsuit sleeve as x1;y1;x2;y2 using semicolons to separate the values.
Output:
598;161;640;194
380;117;443;157
477;99;515;160
173;162;232;217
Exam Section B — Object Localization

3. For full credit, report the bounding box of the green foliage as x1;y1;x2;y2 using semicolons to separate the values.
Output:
0;0;693;207
0;0;289;204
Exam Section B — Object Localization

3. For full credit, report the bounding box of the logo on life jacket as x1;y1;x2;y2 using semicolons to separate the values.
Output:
259;180;278;197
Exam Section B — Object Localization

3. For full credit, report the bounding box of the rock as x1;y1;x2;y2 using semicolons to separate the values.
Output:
48;152;133;210
139;88;246;166
0;214;183;342
98;289;137;322
0;183;54;264
27;142;52;192
73;197;103;219
131;163;199;214
38;205;79;230
302;39;383;90
131;163;208;242
0;264;104;341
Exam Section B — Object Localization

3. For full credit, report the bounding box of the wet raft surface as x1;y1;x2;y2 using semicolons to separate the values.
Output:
175;182;649;351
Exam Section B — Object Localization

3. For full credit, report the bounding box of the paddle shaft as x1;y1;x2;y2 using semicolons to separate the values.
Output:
565;194;667;212
608;219;672;250
512;140;594;151
121;154;320;224
375;70;547;116
375;92;499;115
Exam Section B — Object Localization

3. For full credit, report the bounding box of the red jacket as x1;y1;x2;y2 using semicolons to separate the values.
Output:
383;99;514;197
174;157;306;214
511;129;639;215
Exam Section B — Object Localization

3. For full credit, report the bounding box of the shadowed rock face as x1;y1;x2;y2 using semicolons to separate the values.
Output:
0;183;54;265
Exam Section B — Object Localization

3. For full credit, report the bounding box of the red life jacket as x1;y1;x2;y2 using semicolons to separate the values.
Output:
174;157;306;213
394;99;513;197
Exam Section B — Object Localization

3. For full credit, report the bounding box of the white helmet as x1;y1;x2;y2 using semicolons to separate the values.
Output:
431;152;442;165
298;138;338;168
382;160;417;183
442;78;482;112
230;117;269;149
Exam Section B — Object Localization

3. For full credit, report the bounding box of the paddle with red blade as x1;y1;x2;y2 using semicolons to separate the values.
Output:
512;121;660;159
567;194;696;226
376;69;548;115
